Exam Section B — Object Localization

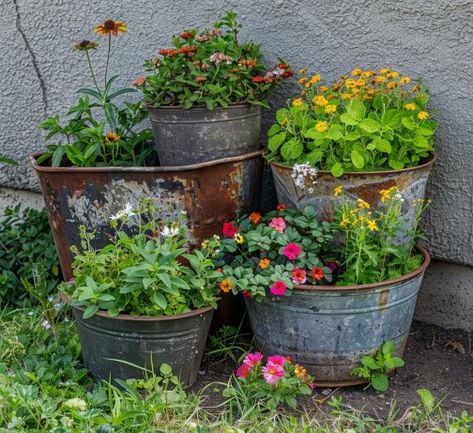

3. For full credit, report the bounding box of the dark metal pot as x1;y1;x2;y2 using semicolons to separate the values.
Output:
147;104;262;165
245;246;430;387
270;155;435;244
70;301;213;388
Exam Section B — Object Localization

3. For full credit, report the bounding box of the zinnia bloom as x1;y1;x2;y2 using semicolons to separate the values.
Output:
269;217;286;233
249;212;262;224
311;266;324;281
292;98;303;107
258;258;271;269
219;279;233;293
95;19;127;36
283;243;302;260
270;280;287;296
291;267;307;284
222;221;238;237
262;362;285;384
267;355;287;366
243;352;264;367
294;364;307;379
236;363;251;379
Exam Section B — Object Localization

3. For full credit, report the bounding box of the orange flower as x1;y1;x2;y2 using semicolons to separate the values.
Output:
294;364;307;379
132;76;146;87
249;212;262;224
95;19;127;37
258;258;271;269
311;266;324;281
105;132;120;142
219;279;233;293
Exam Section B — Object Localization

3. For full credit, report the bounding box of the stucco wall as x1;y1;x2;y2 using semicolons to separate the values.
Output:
1;0;473;267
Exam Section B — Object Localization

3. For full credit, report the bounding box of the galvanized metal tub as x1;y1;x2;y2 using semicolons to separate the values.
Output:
270;155;435;241
245;246;430;387
31;151;263;281
147;104;262;165
70;302;213;388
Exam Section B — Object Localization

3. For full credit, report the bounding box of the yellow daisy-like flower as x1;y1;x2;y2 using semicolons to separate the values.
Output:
379;186;399;202
309;74;321;84
312;95;329;106
219;279;233;293
340;216;350;228
294;364;308;379
379;67;390;74
351;68;363;76
319;85;329;92
344;79;356;88
95;19;127;36
355;79;366;87
386;81;398;90
375;75;387;84
367;220;379;231
387;71;399;79
341;93;352;100
399;76;411;84
297;77;308;85
361;70;374;78
105;132;120;142
304;82;312;88
418;111;429;120
292;98;304;107
357;198;370;209
315;121;328;133
334;185;343;196
298;67;308;75
404;103;416;111
325;104;337;114
234;233;244;244
412;84;421;92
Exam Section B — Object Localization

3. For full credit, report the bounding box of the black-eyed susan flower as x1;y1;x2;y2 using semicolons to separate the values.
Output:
95;19;127;37
312;95;328;106
73;40;99;51
418;111;429;120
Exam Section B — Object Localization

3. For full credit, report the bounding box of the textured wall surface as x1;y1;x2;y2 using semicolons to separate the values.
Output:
1;0;473;265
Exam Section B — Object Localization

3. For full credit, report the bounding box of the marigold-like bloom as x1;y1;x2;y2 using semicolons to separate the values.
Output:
344;79;356;88
325;104;337;114
243;352;264;367
234;233;244;244
341;93;352;100
73;40;99;51
222;221;238;237
315;121;328;133
312;95;328;106
270;280;287;296
180;31;193;39
132;76;146;87
311;266;324;281
258;258;271;269
361;70;374;78
292;98;304;107
292;267;307;284
404;103;416;111
379;67;390;74
294;364;307;379
262;362;285;384
105;132;120;142
249;212;262;224
95;19;127;36
219;279;233;293
418;111;429;120
283;243;302;260
399;76;411;84
334;185;343;197
297;77;308;85
269;217;287;233
367;220;378;231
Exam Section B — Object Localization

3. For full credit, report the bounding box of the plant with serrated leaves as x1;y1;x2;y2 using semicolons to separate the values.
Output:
351;341;405;392
266;67;437;176
60;200;221;318
38;20;153;167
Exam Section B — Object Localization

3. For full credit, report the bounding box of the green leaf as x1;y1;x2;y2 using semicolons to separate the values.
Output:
325;124;344;140
347;99;366;120
417;388;435;413
77;87;103;100
371;373;389;392
280;139;303;161
152;292;167;309
388;159;404;170
82;304;99;319
331;162;344;177
0;156;17;165
359;118;380;133
267;123;281;137
360;356;378;369
306;150;324;165
276;108;290;125
267;131;287;152
340;113;359;126
372;137;392;153
413;135;430;149
158;273;172;289
160;363;173;376
401;116;416;131
351;150;365;169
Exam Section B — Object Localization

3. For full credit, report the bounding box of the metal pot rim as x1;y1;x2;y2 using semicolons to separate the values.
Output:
269;153;436;176
145;102;261;111
60;292;214;321
30;150;263;173
294;244;430;292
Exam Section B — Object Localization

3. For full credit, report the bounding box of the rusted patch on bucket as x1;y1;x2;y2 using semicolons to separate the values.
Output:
379;289;389;312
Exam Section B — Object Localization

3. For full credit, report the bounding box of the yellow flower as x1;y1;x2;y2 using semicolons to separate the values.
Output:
361;71;374;78
219;279;233;293
319;85;329;92
315;121;328;132
355;79;366;87
379;186;399;202
309;74;321;84
292;98;304;107
387;71;399;79
258;258;271;269
418;111;429;120
367;220;378;231
340;216;350;228
412;84;421;92
294;364;307;379
312;95;329;106
334;185;343;196
325;104;337;114
95;19;127;36
386;81;398;89
234;233;244;244
351;68;363;76
105;132;120;142
297;77;308;85
298;67;308;75
357;198;370;209
345;79;356;88
341;92;352;100
399;76;411;84
379;67;390;74
304;82;312;88
404;103;416;111
375;75;387;84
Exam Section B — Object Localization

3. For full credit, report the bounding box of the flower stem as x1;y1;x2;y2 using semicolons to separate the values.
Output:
85;51;101;94
104;33;111;89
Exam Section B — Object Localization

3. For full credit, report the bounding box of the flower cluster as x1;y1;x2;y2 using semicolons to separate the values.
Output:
266;67;437;176
140;11;292;109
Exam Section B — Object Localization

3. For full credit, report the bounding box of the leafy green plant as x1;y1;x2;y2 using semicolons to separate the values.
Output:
266;67;437;176
61;200;222;318
140;11;293;109
38;19;153;167
351;341;405;392
0;205;60;306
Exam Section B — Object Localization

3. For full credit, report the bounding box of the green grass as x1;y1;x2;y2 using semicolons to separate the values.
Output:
0;306;471;433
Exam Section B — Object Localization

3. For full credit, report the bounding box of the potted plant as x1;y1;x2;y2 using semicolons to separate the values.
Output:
138;11;293;165
266;67;437;232
60;201;222;388
31;19;263;282
213;187;431;386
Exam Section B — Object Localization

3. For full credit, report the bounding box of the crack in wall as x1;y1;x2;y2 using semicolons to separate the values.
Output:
12;0;47;116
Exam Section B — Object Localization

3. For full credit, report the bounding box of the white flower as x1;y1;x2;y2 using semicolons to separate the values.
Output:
110;203;136;221
47;295;54;302
41;319;51;330
63;397;87;411
54;303;63;311
160;225;180;238
27;311;34;317
291;163;318;192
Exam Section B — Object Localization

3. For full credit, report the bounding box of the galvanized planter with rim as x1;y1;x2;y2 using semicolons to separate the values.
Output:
147;104;262;165
270;155;435;240
245;246;430;387
70;301;213;388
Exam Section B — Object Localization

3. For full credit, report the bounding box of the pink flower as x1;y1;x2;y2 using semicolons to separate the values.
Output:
236;363;251;379
291;267;307;284
262;361;285;385
267;355;287;366
243;352;263;367
283;243;302;260
222;221;238;237
269;217;287;233
309;382;316;390
270;280;287;296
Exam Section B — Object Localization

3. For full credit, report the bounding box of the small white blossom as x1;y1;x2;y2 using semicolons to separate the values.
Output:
110;203;136;221
291;163;318;192
47;295;54;302
160;225;180;238
41;319;51;330
28;311;34;317
395;192;405;202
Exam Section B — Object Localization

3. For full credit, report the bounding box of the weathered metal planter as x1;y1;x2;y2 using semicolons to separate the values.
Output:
70;301;213;388
147;104;261;165
270;155;435;239
31;151;263;281
245;246;430;387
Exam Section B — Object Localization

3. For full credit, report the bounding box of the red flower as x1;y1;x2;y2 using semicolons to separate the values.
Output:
282;243;302;260
291;268;307;284
311;266;325;281
159;48;178;57
252;76;266;83
277;63;289;69
242;290;253;298
222;221;238;237
180;31;193;39
178;45;198;56
283;69;294;78
276;203;286;211
270;280;287;296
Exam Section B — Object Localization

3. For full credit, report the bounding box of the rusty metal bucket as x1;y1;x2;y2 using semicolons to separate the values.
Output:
147;104;262;165
71;302;213;388
245;246;430;387
270;156;435;242
31;150;262;281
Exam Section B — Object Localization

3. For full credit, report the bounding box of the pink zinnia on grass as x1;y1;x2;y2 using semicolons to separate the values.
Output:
262;361;285;384
269;217;287;233
270;280;287;296
291;267;307;284
236;363;251;379
243;352;263;367
267;355;287;366
283;243;302;260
